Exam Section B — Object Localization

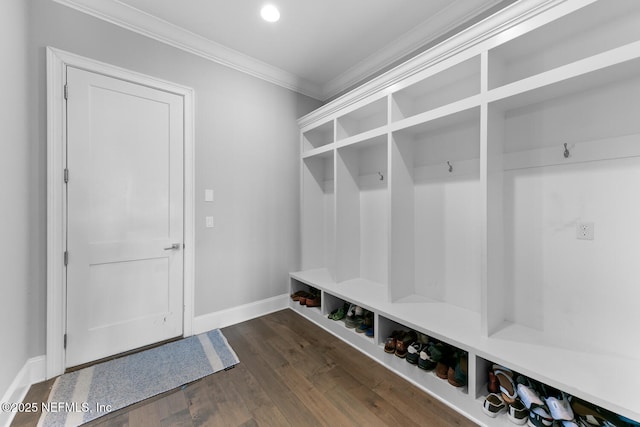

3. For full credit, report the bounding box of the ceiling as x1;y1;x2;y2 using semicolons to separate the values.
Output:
54;0;513;100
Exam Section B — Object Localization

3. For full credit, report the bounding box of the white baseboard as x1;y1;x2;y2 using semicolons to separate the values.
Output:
0;356;46;427
192;294;289;335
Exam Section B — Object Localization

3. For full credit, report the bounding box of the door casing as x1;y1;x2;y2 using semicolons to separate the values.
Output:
46;46;195;379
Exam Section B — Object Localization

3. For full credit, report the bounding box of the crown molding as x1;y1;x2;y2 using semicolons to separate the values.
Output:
299;0;571;128
321;0;509;100
52;0;324;100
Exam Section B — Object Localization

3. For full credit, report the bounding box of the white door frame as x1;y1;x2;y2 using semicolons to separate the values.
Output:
46;46;195;379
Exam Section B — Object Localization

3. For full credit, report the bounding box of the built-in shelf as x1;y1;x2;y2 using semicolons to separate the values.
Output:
302;120;334;153
336;97;387;140
292;0;640;424
391;55;480;122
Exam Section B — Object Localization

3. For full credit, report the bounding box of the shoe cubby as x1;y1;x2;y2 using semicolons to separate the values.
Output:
336;97;387;141
476;358;639;427
488;0;640;90
301;151;335;278
391;55;480;122
293;1;640;423
302;119;334;153
335;135;388;287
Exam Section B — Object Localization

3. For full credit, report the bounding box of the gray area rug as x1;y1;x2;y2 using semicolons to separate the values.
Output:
38;329;239;427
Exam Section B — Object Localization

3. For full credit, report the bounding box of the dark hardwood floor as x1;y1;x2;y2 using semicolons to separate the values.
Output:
12;309;478;427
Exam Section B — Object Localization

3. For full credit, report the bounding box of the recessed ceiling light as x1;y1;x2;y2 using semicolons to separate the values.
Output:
260;4;280;22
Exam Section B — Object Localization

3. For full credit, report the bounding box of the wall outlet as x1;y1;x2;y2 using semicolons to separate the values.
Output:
204;189;214;202
576;222;594;240
205;216;214;228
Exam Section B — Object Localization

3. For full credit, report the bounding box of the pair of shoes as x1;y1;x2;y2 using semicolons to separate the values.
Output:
394;331;417;358
382;330;416;357
328;303;348;320
384;331;401;353
515;377;553;427
542;386;578;427
290;290;309;302
356;310;374;336
305;293;321;307
344;304;364;328
418;344;437;371
447;352;468;387
429;342;453;380
406;342;424;365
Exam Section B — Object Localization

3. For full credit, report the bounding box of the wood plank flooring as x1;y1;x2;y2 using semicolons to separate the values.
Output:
12;309;478;427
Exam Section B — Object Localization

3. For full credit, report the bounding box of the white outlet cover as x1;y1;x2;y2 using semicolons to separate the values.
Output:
205;216;214;228
205;189;214;202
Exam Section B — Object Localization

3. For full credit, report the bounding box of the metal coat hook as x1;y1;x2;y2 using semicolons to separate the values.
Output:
563;143;570;158
447;161;453;173
378;172;384;181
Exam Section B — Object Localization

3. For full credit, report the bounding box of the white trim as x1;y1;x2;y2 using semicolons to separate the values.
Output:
299;0;565;126
51;0;512;101
51;0;323;100
0;356;46;427
321;0;509;100
192;294;289;334
46;47;196;379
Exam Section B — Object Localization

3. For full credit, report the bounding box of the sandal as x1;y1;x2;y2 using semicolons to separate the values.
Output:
529;406;554;427
483;393;506;418
495;369;517;404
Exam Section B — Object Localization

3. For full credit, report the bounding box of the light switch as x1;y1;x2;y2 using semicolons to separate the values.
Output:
205;216;214;228
205;189;214;202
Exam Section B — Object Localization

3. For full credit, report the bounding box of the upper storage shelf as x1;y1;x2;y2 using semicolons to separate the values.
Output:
336;97;387;141
302;120;334;153
488;0;640;89
391;55;480;123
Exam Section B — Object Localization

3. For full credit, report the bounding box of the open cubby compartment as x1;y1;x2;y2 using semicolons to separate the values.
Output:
488;0;640;89
485;55;640;361
322;293;376;344
289;278;322;312
336;97;387;140
302;119;334;152
322;292;348;319
335;135;389;287
391;55;480;122
301;151;335;278
475;357;640;426
378;315;470;396
389;107;481;316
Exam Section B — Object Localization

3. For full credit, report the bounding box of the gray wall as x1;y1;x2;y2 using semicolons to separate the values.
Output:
2;0;320;393
0;0;33;400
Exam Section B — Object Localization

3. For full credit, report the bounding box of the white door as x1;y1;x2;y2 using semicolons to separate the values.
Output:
65;66;184;368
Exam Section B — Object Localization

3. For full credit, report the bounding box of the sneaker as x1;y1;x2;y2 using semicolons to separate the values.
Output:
406;342;422;365
418;345;437;371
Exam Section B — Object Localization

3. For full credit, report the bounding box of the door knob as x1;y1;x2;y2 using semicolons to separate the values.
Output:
164;243;181;250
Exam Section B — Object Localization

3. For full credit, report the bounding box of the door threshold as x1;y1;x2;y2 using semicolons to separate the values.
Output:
65;335;183;373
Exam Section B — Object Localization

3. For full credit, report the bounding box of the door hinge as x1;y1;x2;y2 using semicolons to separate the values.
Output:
64;84;68;100
64;334;67;349
64;168;69;183
64;251;69;266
